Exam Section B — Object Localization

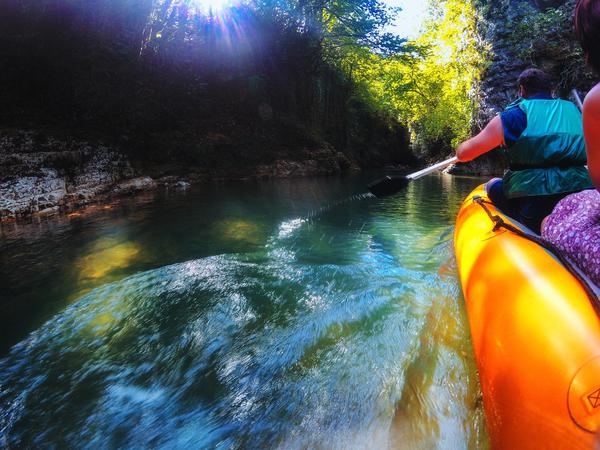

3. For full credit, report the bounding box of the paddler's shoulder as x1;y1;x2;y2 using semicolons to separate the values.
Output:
584;84;600;114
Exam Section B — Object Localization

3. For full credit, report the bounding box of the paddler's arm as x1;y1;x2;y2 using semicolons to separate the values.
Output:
455;115;504;162
583;84;600;191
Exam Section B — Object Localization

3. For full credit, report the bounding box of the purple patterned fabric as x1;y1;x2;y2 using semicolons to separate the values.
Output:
542;189;600;287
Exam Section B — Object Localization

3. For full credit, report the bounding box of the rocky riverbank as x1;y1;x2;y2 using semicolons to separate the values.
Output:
0;128;361;221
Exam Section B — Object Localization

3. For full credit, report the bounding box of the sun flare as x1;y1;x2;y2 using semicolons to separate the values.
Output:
194;0;232;14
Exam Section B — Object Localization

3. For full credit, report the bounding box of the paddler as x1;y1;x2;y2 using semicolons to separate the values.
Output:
455;68;593;233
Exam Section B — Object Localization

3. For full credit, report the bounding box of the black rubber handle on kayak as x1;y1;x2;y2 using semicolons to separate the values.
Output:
368;156;459;198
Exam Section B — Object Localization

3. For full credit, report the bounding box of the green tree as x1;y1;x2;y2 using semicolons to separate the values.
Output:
332;0;488;156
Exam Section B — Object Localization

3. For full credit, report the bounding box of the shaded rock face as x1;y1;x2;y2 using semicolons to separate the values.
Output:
0;128;364;220
251;152;359;180
447;148;506;176
477;0;588;123
478;0;532;122
0;131;136;218
1;168;67;216
533;0;565;7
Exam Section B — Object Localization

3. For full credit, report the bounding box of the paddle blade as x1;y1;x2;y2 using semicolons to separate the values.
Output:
367;176;410;198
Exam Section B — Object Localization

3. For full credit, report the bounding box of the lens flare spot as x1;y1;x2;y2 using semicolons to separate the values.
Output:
194;0;232;14
77;238;142;280
80;291;135;337
215;219;265;246
89;312;118;334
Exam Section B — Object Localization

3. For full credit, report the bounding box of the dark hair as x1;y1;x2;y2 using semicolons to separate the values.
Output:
575;0;600;74
517;68;553;97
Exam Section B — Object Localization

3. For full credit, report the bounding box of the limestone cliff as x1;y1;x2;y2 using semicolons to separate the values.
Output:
477;0;593;120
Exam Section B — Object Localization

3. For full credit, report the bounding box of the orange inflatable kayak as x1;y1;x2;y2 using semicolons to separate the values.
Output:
454;184;600;449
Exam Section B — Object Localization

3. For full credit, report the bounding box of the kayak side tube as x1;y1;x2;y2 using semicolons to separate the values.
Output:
454;184;600;449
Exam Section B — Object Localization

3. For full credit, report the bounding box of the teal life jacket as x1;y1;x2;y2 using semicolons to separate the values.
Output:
503;98;593;198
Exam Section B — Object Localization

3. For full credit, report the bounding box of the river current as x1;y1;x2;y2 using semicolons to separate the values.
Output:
0;173;489;449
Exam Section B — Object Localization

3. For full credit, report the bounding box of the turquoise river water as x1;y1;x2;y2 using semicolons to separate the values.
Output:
0;172;490;449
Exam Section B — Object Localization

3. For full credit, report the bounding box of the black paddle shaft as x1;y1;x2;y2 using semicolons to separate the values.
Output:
367;175;410;198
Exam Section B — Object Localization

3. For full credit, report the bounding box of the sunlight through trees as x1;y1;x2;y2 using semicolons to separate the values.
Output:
333;0;488;155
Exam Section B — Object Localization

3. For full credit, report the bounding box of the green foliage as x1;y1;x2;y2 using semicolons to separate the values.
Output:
402;0;488;152
0;0;487;163
138;0;488;156
332;0;488;155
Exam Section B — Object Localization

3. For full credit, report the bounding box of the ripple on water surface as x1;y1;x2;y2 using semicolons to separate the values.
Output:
0;174;488;449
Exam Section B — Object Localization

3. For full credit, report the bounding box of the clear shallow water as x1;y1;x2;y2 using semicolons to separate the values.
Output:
0;173;489;449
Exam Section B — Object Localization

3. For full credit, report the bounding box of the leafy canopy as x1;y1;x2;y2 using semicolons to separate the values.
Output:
333;0;488;155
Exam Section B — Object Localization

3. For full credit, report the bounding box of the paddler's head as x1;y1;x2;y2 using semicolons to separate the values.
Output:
517;68;553;99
